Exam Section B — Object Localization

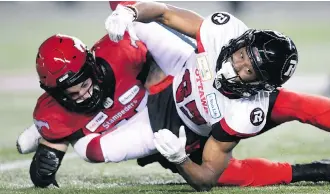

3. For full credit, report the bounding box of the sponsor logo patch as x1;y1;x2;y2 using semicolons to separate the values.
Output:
119;85;140;105
196;53;212;81
86;112;108;132
206;93;221;118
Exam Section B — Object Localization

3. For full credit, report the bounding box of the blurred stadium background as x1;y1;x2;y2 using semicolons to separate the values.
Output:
1;1;330;193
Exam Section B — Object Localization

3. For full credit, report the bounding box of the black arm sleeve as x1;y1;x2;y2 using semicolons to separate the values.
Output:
29;143;65;188
211;122;241;142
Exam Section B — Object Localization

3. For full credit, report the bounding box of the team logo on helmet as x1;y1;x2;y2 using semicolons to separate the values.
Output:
280;55;298;82
56;34;86;52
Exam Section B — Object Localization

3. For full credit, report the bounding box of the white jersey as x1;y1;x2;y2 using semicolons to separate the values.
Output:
177;12;272;137
136;13;271;137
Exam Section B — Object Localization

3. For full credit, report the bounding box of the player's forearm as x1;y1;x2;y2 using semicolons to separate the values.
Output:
133;2;167;23
40;138;69;152
134;2;203;38
176;159;222;191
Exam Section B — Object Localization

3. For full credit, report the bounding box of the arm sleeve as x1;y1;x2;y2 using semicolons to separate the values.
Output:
134;22;195;76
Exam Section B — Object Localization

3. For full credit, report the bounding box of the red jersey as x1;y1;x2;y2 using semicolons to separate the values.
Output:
33;33;149;142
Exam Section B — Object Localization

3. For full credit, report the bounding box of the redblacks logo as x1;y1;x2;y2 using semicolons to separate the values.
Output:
195;69;208;114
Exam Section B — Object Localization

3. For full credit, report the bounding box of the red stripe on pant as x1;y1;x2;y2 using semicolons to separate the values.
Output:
218;158;292;186
86;135;105;163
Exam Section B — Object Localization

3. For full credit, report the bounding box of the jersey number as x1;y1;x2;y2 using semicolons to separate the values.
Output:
175;70;206;125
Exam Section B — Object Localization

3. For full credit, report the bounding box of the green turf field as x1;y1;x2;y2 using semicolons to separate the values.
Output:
1;90;330;194
2;2;330;193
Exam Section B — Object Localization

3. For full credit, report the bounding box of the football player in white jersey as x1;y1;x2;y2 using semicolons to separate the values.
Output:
106;2;330;191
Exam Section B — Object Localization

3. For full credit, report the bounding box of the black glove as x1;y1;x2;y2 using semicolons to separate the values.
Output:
30;144;64;188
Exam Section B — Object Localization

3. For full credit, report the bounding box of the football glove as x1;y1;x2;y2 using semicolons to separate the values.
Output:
105;4;139;47
153;126;189;164
30;144;64;188
16;124;41;154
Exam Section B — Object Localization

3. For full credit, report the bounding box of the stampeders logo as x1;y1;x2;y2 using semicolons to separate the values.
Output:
102;100;138;129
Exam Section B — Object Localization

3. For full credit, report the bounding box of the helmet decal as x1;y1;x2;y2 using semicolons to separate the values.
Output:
57;34;86;53
281;55;298;81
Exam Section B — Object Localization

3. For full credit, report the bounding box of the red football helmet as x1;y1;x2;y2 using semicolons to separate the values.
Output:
36;34;109;113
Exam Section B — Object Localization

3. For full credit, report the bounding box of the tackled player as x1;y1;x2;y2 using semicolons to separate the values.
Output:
106;1;330;191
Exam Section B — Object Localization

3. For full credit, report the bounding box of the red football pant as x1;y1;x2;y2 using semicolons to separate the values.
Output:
218;158;292;186
272;88;330;131
219;89;330;186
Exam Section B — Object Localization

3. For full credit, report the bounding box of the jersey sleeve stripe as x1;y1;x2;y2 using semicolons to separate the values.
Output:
148;75;174;95
196;22;205;53
220;119;259;137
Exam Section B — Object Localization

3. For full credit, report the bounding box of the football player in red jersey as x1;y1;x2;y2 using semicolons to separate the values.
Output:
106;1;330;191
28;32;166;187
24;16;197;187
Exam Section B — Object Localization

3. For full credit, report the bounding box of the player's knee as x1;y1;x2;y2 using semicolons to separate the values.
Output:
100;136;127;163
86;135;105;163
73;134;105;163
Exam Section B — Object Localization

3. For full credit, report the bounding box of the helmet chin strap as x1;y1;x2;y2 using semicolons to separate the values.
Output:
215;59;262;98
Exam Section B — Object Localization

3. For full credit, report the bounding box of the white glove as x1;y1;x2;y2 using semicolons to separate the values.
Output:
153;126;188;164
105;4;139;47
16;124;41;154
